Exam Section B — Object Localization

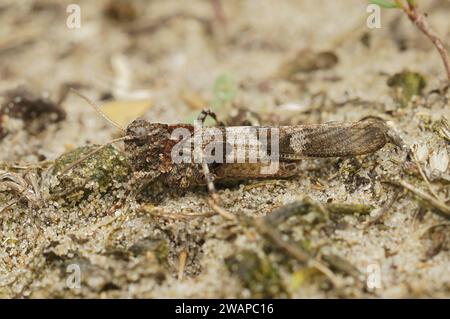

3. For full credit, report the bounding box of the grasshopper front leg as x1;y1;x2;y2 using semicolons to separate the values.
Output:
194;109;224;202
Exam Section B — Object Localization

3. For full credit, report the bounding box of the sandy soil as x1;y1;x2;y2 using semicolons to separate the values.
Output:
0;0;449;298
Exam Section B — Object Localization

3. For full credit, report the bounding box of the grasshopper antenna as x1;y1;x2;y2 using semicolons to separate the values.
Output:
69;88;125;132
58;89;131;176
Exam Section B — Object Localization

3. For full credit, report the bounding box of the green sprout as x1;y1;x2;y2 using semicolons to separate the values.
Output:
183;73;238;124
369;0;450;82
212;73;238;110
369;0;400;9
369;0;415;9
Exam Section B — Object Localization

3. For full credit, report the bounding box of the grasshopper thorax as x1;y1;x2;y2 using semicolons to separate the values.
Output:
124;119;170;173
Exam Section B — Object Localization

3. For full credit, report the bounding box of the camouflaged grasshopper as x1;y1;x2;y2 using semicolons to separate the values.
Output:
68;90;402;203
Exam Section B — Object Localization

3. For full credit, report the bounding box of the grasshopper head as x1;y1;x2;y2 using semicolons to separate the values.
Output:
124;119;170;172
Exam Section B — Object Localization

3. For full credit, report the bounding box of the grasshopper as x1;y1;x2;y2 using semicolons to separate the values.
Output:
66;90;403;208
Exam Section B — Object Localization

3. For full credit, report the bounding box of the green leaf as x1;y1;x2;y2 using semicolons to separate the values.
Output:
212;73;238;110
369;0;400;8
184;73;239;125
407;0;417;8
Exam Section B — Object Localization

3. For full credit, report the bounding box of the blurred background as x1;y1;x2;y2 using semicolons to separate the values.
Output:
1;0;449;127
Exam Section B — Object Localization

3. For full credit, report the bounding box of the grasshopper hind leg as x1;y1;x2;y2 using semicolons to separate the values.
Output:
214;161;302;181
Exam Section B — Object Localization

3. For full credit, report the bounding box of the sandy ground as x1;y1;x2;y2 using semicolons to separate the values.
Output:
0;0;449;298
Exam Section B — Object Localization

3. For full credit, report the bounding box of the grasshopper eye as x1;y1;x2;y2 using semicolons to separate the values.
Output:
126;119;151;146
130;128;148;146
133;126;147;138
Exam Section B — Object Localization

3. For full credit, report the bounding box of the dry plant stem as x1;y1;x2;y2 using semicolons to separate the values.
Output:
5;161;52;171
397;145;448;218
263;201;367;284
211;0;226;26
410;147;442;201
396;0;450;81
320;254;363;282
420;222;450;238
0;200;18;215
207;198;237;221
389;179;450;219
366;188;399;226
254;217;341;287
178;250;188;280
0;172;41;209
254;218;308;263
139;205;216;220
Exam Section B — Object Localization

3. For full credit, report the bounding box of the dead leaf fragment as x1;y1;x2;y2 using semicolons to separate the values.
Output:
100;100;152;127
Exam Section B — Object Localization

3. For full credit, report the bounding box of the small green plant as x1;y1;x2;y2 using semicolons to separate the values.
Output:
369;0;450;82
183;73;238;124
212;73;238;110
370;0;401;9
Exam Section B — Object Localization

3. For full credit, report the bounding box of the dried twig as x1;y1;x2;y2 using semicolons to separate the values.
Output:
0;200;18;215
410;146;442;202
206;198;237;221
395;0;450;81
255;200;359;287
139;205;215;220
366;188;400;226
385;179;450;219
0;171;42;209
254;216;341;288
419;222;450;238
211;0;226;26
177;250;188;281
